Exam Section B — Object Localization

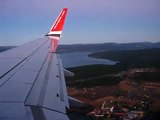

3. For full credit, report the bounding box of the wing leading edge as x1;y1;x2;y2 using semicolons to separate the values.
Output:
0;8;69;120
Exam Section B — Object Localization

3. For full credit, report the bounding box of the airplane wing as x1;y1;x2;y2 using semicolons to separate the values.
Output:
0;8;70;120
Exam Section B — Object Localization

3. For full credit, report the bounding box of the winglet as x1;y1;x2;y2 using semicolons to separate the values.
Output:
47;8;68;53
47;8;68;37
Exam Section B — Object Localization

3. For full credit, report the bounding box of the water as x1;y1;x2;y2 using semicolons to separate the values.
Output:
60;52;117;68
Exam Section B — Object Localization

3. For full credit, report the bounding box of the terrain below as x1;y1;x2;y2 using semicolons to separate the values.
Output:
66;48;160;113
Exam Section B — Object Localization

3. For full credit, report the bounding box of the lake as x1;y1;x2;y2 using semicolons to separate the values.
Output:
60;52;117;68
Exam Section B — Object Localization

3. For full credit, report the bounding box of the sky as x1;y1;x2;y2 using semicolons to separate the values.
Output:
0;0;160;46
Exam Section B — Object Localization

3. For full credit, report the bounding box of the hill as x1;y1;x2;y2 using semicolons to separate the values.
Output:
58;42;160;53
0;46;15;52
89;48;160;68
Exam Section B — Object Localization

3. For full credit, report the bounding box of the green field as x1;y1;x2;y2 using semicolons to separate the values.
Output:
66;65;124;88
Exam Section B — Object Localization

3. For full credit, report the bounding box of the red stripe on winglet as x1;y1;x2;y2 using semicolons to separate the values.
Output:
50;8;68;32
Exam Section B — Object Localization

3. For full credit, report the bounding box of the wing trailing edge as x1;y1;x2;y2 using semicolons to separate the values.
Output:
64;69;74;77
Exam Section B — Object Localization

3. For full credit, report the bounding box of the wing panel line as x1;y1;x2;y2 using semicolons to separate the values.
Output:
24;52;50;105
29;105;67;115
38;53;54;106
0;38;49;81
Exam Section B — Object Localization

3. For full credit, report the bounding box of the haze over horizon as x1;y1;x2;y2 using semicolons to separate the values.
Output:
0;0;160;46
